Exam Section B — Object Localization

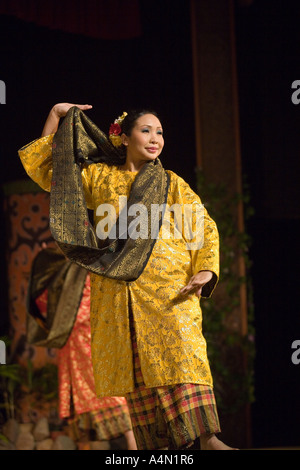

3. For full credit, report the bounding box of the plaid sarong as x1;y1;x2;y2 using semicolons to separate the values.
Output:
68;405;133;441
125;330;221;450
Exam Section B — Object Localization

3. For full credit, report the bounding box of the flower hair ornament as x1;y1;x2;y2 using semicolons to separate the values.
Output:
109;111;128;148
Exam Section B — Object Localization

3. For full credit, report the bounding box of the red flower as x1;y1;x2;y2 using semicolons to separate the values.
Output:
109;123;121;136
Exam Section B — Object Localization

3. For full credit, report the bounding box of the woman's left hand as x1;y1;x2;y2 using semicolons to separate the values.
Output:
180;271;213;298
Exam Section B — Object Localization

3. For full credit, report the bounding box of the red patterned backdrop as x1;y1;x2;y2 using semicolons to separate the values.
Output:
3;180;58;370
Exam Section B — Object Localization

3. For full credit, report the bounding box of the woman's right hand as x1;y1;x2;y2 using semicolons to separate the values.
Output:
52;102;93;118
41;102;93;136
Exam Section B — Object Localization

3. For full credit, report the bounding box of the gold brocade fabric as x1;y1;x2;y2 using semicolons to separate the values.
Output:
35;277;132;424
50;107;169;282
19;135;220;397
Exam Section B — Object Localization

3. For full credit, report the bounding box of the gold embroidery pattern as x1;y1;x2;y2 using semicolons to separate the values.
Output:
19;135;219;397
49;107;169;282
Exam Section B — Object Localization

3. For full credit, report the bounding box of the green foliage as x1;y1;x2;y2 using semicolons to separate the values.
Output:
0;336;58;421
0;337;22;420
196;169;255;414
23;360;58;402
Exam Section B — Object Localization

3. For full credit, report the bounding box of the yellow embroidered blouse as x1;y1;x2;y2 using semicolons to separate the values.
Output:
19;134;219;396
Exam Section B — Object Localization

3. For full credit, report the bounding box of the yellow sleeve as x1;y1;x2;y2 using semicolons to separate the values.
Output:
172;173;220;297
18;134;55;192
18;134;94;208
191;205;220;297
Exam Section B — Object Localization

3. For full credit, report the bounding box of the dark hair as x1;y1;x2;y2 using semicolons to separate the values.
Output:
120;109;160;137
104;109;160;162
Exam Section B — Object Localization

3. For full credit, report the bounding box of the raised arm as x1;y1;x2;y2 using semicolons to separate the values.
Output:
41;102;93;136
19;103;94;201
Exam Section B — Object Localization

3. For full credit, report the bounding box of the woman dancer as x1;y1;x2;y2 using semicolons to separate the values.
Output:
19;102;235;450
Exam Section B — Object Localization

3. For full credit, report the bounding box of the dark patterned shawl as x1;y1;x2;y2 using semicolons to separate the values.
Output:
49;107;169;281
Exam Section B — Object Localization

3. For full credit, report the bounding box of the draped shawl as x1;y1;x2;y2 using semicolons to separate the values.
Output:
49;107;170;281
26;248;87;348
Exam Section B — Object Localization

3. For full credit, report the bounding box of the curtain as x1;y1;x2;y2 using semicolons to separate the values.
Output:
0;0;142;39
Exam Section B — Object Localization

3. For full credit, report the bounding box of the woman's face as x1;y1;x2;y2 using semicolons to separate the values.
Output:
122;114;164;165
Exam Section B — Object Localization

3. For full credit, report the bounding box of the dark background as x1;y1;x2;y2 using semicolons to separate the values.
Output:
1;0;300;448
236;0;300;448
